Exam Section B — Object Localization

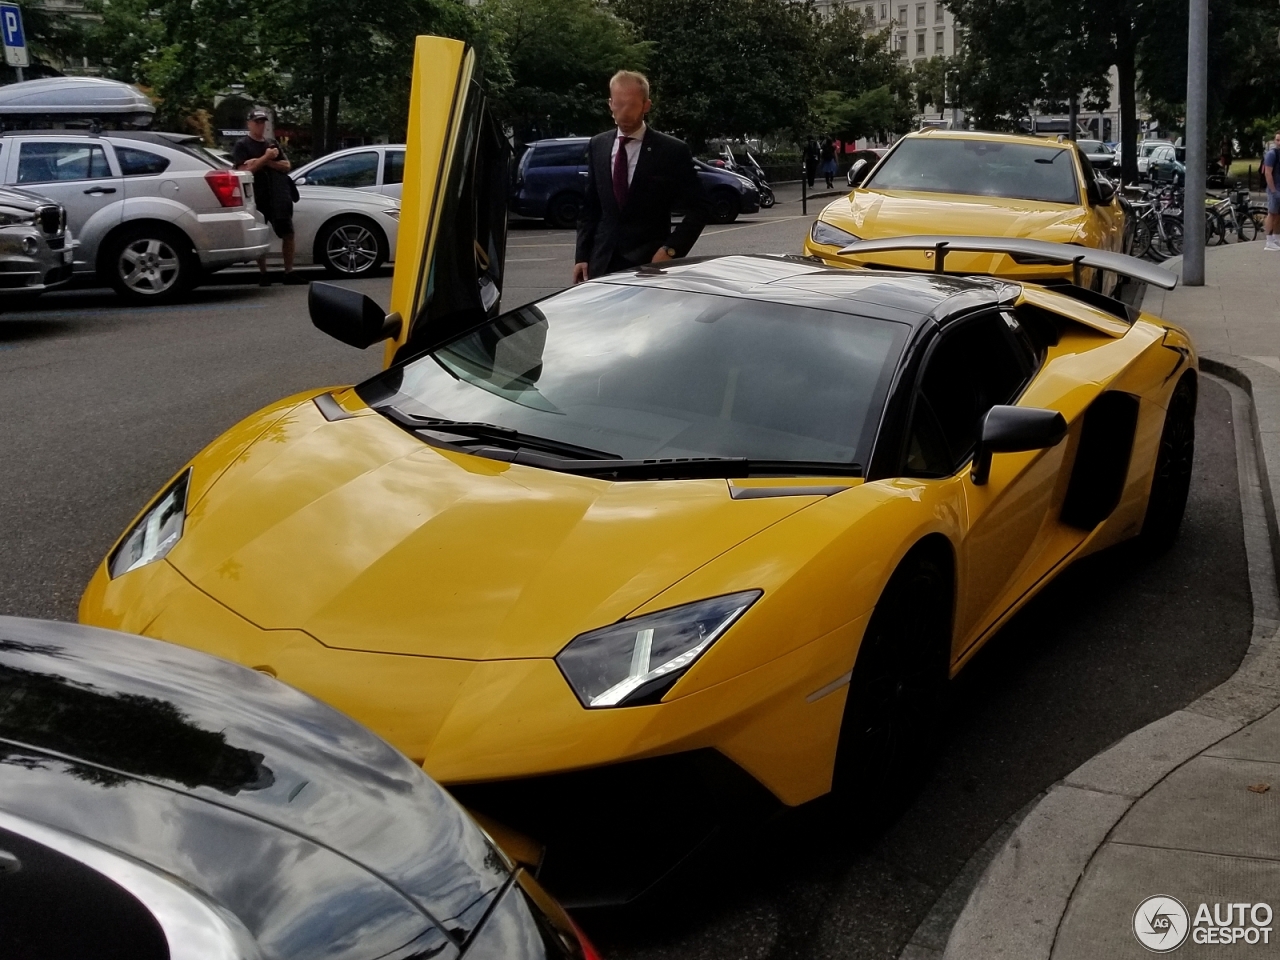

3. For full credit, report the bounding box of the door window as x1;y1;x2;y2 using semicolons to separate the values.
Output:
904;314;1035;477
528;143;589;168
115;147;171;176
17;142;112;183
384;150;405;185
304;151;378;188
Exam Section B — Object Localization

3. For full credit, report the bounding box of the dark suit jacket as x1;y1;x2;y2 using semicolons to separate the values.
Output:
575;127;708;278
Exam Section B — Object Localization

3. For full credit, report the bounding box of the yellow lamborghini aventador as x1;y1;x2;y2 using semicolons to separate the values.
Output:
80;38;1193;826
804;129;1127;295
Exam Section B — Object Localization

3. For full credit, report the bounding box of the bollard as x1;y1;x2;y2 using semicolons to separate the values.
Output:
802;171;807;215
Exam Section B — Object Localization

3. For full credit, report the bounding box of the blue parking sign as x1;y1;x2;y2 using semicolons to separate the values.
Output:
1;3;28;68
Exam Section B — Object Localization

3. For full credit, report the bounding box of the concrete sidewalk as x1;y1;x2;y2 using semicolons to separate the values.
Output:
937;242;1280;960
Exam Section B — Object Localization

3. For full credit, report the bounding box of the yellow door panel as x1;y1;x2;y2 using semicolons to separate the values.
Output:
387;35;469;366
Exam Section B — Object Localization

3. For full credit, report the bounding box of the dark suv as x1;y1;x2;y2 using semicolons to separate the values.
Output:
512;136;760;227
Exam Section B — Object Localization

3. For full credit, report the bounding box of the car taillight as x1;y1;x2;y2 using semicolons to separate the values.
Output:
205;170;244;208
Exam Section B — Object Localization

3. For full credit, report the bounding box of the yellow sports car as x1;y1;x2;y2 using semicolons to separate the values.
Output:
805;129;1127;295
80;38;1193;847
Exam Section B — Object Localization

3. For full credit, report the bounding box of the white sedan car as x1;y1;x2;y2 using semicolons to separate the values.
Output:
263;184;400;278
290;145;404;199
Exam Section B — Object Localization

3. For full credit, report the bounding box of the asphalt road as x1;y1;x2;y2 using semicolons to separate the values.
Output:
0;198;1253;960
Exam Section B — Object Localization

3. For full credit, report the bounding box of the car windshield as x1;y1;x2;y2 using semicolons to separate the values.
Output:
865;138;1081;204
1077;140;1109;153
361;283;909;471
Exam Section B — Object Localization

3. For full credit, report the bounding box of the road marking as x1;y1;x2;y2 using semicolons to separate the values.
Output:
508;257;558;262
704;215;807;236
509;242;576;248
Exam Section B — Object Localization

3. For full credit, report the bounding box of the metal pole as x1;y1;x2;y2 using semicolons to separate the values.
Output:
1068;93;1078;141
1183;0;1208;285
14;66;22;83
802;163;807;215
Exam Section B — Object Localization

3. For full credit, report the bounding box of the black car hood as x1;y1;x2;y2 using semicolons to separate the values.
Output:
0;617;509;954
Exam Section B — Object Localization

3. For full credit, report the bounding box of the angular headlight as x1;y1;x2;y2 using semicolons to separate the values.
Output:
109;469;191;578
810;220;860;247
556;591;762;708
0;207;34;227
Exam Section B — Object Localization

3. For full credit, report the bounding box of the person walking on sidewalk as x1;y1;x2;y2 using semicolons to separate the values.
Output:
820;136;838;189
1264;130;1280;251
233;108;300;284
573;70;707;283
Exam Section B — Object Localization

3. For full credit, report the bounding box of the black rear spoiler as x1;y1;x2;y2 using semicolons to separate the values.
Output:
835;235;1178;291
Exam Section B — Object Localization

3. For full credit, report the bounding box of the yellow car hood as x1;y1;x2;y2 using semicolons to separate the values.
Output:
167;401;822;661
826;189;1089;240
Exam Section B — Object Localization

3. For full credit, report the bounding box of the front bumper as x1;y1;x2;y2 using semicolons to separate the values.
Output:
0;225;76;294
80;553;863;808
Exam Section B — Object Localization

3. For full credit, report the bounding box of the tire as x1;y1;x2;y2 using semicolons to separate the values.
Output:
545;192;581;229
1132;217;1157;261
1244;210;1266;242
315;215;387;278
1157;215;1183;258
708;189;740;224
1140;374;1196;551
833;548;950;798
759;186;776;209
1205;209;1226;246
103;223;199;305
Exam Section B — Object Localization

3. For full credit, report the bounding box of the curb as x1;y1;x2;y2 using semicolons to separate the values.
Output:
917;348;1280;960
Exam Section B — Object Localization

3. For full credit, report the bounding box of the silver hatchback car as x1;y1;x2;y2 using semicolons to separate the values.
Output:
0;131;269;303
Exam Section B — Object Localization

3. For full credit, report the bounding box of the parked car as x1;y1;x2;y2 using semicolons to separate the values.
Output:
83;36;1197;885
0;186;75;301
511;136;760;227
1076;139;1115;170
210;142;402;278
1148;142;1186;184
1137;139;1175;179
0;615;601;959
0;130;268;303
809;129;1127;295
265;185;401;278
292;144;406;199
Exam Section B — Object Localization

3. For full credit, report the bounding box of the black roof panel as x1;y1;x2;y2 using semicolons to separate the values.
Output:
594;254;1016;326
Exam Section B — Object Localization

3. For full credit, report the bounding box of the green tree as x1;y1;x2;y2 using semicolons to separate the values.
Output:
1136;0;1280;156
82;0;482;150
809;5;913;141
483;0;648;141
912;55;949;114
611;0;816;149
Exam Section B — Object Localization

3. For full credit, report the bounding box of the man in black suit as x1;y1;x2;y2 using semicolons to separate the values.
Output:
573;71;708;283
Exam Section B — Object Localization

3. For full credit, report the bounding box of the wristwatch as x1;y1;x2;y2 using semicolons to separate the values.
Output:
663;245;677;258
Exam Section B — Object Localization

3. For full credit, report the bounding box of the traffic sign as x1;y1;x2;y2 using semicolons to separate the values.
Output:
1;4;28;69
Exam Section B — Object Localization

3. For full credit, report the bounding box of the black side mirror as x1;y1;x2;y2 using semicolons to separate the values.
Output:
847;158;870;188
1092;178;1116;205
971;405;1068;485
309;281;402;349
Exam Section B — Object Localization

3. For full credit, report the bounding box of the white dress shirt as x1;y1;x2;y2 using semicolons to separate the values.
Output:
609;123;646;185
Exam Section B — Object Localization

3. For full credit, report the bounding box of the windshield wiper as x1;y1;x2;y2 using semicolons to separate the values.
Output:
378;408;622;461
511;452;863;480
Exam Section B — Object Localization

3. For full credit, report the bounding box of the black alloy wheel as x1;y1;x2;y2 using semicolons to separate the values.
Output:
104;223;199;305
833;549;951;804
709;189;740;224
1140;374;1197;551
546;193;582;229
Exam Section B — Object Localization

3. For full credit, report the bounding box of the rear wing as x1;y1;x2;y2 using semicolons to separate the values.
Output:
835;235;1178;291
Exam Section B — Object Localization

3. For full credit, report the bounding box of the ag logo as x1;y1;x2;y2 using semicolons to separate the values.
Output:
1134;895;1190;952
